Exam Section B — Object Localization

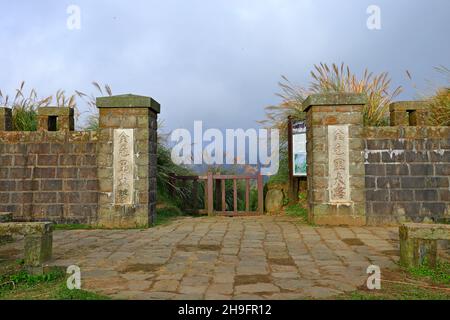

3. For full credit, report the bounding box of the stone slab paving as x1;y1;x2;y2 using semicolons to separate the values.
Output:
0;216;401;300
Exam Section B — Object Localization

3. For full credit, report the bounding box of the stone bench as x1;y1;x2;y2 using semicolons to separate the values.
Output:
0;222;53;274
0;212;13;244
399;223;450;268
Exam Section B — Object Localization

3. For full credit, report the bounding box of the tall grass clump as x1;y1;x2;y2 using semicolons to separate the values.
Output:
310;63;402;126
261;63;402;133
427;67;450;126
75;81;113;131
0;82;77;131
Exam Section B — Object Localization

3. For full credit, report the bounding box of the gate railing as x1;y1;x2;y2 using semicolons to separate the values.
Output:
169;172;264;216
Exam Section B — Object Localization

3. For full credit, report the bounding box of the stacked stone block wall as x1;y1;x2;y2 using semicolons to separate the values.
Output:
0;94;159;228
364;127;450;225
0;131;98;223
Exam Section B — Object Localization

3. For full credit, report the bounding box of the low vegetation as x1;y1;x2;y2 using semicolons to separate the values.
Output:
340;263;450;300
0;262;108;300
407;261;450;286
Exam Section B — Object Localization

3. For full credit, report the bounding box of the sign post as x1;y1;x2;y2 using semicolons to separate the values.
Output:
288;117;307;202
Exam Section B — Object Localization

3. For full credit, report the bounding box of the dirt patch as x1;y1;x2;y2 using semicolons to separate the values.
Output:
268;257;296;266
382;250;399;256
177;244;221;252
0;248;21;260
119;263;162;273
234;275;271;286
342;238;365;246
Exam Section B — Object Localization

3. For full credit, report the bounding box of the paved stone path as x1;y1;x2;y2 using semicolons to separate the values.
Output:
0;216;401;299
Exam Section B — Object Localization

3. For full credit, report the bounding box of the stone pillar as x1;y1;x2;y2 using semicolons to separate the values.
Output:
96;94;160;228
390;101;429;126
0;107;12;131
37;107;74;131
304;93;367;226
23;223;53;275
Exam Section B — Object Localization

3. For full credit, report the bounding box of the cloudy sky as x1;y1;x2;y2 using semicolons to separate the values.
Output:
0;0;449;132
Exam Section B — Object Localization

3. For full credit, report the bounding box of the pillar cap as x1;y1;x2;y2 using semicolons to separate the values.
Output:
37;106;74;116
389;101;429;112
0;106;12;113
96;94;160;113
303;93;367;111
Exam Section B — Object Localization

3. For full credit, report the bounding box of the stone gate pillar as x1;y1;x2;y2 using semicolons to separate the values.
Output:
96;94;160;228
304;93;367;226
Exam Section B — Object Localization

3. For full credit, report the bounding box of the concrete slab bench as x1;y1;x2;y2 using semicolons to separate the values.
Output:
399;223;450;268
0;222;53;274
0;212;13;244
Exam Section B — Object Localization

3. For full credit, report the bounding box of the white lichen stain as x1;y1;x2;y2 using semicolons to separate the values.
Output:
389;149;404;162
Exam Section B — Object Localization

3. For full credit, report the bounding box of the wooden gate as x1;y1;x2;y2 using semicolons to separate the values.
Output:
169;172;264;216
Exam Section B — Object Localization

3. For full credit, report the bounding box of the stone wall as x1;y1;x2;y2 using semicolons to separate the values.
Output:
364;126;450;225
0;131;98;223
0;94;160;228
304;94;450;226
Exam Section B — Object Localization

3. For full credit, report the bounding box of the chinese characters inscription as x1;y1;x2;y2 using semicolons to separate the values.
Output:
328;125;350;203
114;129;134;205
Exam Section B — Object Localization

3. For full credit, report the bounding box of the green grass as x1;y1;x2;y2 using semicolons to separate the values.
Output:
0;266;109;300
54;224;94;231
154;205;186;227
285;203;308;219
284;192;310;224
342;283;450;300
407;261;450;285
52;206;190;230
338;263;450;300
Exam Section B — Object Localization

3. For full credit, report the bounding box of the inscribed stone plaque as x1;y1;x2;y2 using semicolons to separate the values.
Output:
114;129;134;205
328;125;350;203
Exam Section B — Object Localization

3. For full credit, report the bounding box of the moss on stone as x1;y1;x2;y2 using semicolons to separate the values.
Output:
96;94;160;113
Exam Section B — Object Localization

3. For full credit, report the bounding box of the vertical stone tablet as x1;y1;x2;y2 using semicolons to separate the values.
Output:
113;129;134;205
328;125;350;203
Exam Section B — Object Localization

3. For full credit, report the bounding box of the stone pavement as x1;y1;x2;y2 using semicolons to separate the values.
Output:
0;216;400;299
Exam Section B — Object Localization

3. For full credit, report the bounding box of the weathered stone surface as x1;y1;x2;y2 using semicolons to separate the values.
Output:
0;222;53;236
0;107;12;131
400;223;450;241
113;129;134;205
96;94;161;114
364;123;450;225
328;125;350;203
264;189;284;213
0;216;405;299
305;93;366;226
399;223;450;268
0;131;98;224
0;222;53;274
96;94;159;228
303;93;368;111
